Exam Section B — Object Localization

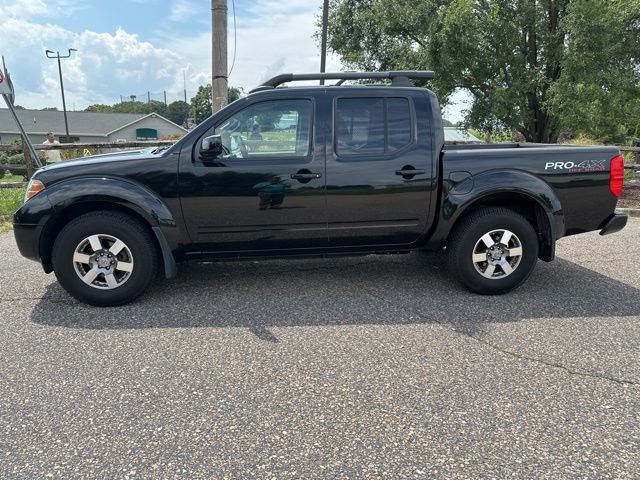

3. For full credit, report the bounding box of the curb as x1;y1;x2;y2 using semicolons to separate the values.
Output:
617;208;640;218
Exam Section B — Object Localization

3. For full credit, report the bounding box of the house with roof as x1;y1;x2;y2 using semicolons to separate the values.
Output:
0;109;188;145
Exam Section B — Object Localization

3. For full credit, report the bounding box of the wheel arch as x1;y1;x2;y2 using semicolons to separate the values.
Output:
39;177;179;277
428;170;565;262
449;192;556;261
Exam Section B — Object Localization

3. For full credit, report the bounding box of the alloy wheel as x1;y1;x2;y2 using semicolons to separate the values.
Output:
472;229;523;279
72;234;134;290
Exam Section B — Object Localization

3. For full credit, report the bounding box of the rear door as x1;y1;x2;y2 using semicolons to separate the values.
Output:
325;92;433;246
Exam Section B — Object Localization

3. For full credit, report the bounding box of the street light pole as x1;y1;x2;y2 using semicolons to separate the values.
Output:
45;48;76;142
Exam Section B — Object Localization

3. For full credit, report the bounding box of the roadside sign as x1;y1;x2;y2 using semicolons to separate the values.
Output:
0;56;15;105
1;56;41;169
0;67;12;95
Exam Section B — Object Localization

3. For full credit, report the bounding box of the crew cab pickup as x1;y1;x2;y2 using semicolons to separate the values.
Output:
13;71;628;306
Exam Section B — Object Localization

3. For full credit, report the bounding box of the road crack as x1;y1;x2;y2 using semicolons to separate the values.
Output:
341;275;639;387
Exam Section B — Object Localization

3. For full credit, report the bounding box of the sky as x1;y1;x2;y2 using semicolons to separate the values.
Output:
0;0;465;121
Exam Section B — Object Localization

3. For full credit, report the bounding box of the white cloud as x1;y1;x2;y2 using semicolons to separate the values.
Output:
0;18;179;109
167;0;342;97
0;0;86;18
1;0;344;109
0;0;47;17
169;0;199;23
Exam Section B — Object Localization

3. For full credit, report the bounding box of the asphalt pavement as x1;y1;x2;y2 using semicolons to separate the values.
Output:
1;221;639;479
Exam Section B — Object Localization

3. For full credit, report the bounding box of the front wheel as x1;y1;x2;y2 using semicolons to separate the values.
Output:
447;208;539;294
52;211;159;306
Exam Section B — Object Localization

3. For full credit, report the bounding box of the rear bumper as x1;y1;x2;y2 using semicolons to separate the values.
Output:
599;213;628;236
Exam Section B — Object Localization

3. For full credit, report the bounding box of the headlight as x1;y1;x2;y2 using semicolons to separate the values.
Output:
24;178;45;202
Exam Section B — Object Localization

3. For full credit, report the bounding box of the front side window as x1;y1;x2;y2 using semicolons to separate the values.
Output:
212;99;312;159
335;97;413;156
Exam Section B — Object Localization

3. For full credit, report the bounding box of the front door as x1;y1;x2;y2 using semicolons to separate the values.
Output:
179;97;327;253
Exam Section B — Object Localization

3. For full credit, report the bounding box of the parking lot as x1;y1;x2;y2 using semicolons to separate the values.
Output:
1;221;639;478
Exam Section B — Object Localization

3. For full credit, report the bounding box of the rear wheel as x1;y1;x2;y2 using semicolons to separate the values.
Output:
447;208;538;294
52;211;158;306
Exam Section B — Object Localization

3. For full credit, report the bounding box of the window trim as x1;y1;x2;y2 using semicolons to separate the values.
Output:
332;95;416;160
192;97;315;166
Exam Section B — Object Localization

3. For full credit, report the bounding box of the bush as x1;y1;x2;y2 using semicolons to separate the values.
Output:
559;134;602;146
161;133;185;141
61;148;96;161
6;153;25;165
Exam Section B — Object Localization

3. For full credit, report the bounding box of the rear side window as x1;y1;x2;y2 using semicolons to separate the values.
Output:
335;97;412;156
386;98;411;151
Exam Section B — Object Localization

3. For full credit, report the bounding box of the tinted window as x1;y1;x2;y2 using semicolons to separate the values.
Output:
336;98;385;155
335;97;413;156
386;98;411;151
212;99;312;159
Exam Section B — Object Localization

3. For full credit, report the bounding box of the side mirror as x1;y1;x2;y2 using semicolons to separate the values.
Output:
200;134;224;158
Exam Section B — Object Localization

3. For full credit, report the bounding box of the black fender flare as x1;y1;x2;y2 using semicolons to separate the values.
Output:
427;170;564;260
42;177;179;278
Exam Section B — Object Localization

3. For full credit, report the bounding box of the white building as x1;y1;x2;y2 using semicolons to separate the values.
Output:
0;109;187;144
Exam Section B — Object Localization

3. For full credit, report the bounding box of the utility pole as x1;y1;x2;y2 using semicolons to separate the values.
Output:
45;48;76;142
211;0;228;113
320;0;329;85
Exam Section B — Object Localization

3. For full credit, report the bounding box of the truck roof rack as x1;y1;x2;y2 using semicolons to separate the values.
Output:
250;71;435;93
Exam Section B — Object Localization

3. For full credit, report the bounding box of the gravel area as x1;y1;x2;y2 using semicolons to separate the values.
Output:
0;220;639;479
619;182;640;211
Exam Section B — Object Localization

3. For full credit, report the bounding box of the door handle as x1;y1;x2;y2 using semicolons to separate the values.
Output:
291;172;322;180
395;169;425;176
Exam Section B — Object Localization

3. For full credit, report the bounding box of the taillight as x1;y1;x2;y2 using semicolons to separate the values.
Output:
609;155;624;198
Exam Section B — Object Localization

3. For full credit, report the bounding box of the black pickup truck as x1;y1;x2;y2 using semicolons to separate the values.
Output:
13;71;627;306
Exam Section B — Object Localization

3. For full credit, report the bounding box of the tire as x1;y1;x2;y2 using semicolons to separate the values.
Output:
447;207;538;295
52;211;159;306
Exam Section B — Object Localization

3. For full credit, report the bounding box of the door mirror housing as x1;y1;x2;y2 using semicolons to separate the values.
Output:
200;134;224;158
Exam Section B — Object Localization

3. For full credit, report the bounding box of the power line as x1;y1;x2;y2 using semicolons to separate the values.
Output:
228;0;237;77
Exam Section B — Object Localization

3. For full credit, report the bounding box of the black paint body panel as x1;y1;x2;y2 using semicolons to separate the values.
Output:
13;85;625;271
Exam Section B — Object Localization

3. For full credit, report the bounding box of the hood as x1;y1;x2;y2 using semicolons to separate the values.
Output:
37;147;161;173
34;146;175;185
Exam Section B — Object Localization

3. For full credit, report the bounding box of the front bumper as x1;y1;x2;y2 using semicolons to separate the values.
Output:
599;213;628;236
13;223;41;262
12;191;54;269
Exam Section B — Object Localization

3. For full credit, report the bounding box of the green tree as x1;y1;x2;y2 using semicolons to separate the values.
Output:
85;104;113;113
326;0;640;143
85;100;169;116
191;85;242;124
146;100;168;117
108;100;168;116
166;101;191;126
110;101;149;114
41;107;58;111
548;1;640;142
